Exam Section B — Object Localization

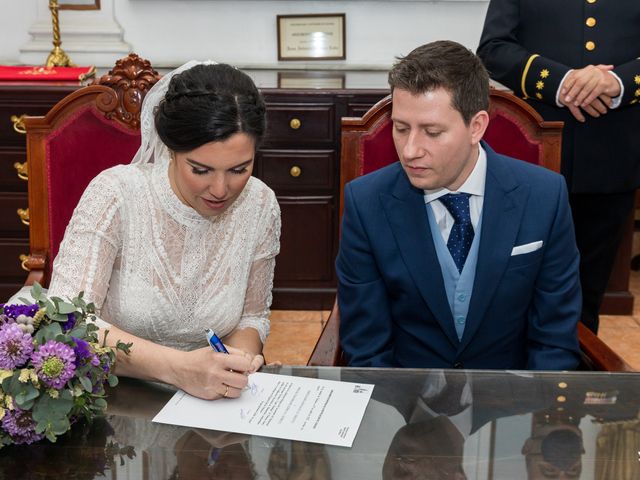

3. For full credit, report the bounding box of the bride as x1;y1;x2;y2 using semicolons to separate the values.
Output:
44;61;280;400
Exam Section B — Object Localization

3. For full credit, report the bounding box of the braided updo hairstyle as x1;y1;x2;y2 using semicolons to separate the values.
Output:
154;64;266;152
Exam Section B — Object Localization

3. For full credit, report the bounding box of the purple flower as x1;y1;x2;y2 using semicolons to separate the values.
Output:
1;303;39;320
62;313;76;332
101;356;111;373
91;355;100;367
72;337;91;362
31;340;76;389
0;323;34;369
72;337;100;369
1;408;44;445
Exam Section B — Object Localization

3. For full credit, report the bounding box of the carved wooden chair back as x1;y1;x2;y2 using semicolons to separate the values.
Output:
22;53;160;286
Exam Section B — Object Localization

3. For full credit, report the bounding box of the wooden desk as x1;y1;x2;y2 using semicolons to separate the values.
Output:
0;82;81;301
2;366;639;479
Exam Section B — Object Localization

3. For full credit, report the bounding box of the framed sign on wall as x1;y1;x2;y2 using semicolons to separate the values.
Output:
58;0;100;10
277;13;346;61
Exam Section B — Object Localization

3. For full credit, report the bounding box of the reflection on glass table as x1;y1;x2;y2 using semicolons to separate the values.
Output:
1;366;639;479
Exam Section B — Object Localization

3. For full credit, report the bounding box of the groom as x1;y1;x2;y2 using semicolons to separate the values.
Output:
336;40;581;370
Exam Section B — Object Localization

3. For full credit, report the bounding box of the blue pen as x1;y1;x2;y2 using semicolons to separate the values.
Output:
205;329;229;354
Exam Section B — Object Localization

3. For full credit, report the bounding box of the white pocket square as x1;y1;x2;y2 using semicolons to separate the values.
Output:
511;240;543;256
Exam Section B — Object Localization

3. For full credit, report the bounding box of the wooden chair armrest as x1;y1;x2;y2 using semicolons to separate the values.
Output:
308;300;342;366
578;322;633;372
22;253;46;287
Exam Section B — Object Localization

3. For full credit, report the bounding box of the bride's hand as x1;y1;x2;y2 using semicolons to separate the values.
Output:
226;345;264;374
169;347;252;400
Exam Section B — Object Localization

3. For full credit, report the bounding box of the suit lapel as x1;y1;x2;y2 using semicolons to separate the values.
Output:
381;172;459;347
458;148;529;353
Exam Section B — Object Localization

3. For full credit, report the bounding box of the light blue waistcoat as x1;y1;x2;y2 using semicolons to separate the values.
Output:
425;203;483;340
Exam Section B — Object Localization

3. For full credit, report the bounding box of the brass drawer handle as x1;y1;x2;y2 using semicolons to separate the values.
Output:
289;166;302;178
11;114;27;134
17;208;30;226
289;118;301;130
19;254;30;272
13;161;28;181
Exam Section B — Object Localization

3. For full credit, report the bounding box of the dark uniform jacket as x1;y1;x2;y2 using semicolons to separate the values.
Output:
477;0;640;193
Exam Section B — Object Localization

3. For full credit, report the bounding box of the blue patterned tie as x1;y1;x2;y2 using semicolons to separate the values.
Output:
439;193;474;273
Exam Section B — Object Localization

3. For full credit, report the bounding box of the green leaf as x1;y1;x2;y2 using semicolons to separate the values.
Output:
86;322;98;333
31;282;43;300
72;293;87;309
14;384;40;409
35;322;63;343
50;313;68;322
45;430;57;443
69;324;87;335
17;297;33;306
32;389;74;424
56;302;77;315
1;374;15;393
79;376;93;392
44;298;56;314
93;397;108;411
107;374;119;387
51;417;71;435
2;374;22;398
116;340;133;355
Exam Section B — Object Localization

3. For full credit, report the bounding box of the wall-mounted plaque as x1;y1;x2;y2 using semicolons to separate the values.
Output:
278;71;346;89
58;0;100;10
277;14;346;61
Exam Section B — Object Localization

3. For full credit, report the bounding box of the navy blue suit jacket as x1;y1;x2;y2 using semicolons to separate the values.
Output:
336;144;581;370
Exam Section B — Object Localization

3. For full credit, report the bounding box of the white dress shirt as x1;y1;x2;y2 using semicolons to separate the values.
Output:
423;146;487;244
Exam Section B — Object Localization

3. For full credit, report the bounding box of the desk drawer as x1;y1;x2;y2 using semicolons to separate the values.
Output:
0;239;30;279
264;103;335;147
259;150;335;192
0;151;29;192
0;89;75;147
0;192;29;238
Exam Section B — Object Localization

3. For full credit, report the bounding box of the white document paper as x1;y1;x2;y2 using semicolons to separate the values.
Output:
152;372;374;447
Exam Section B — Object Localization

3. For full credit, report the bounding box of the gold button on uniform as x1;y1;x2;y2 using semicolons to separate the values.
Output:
558;382;568;389
587;0;596;4
586;17;596;27
586;41;596;51
557;395;567;403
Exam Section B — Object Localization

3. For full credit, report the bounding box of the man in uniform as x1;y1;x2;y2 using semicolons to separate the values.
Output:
477;0;640;333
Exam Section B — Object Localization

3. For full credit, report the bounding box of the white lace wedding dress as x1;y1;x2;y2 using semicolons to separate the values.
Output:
47;157;280;351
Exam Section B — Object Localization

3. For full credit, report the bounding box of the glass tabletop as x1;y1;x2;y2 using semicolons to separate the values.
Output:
2;366;639;479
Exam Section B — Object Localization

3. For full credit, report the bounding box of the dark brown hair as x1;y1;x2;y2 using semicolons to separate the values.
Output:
155;63;266;152
388;40;489;124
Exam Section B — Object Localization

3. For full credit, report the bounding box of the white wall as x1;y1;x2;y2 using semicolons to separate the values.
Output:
2;0;490;69
1;2;37;65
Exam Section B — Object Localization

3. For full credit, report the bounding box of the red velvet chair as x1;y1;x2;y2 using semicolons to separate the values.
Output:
21;53;160;287
309;90;632;372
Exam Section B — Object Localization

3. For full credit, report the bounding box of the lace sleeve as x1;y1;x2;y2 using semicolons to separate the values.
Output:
48;170;122;315
236;192;281;343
